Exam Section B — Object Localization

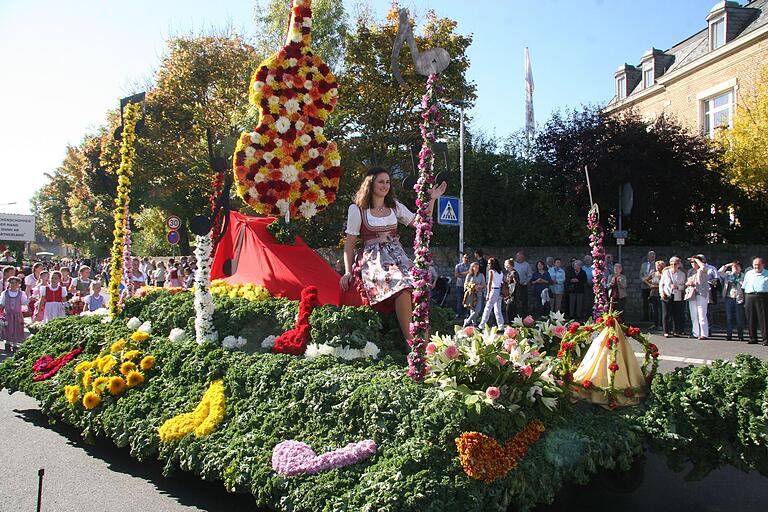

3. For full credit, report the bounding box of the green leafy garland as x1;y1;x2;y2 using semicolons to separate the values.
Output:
108;102;141;316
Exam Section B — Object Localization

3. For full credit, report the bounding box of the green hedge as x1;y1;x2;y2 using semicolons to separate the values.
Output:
0;293;647;512
640;354;768;479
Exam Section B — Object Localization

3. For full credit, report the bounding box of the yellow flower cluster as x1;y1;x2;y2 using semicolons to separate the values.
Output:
158;380;226;442
65;336;156;409
209;280;271;302
108;101;141;316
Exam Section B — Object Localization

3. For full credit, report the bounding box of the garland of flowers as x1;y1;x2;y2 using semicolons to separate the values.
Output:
122;205;133;295
108;102;141;316
194;234;217;344
455;420;545;483
588;204;608;319
32;347;83;381
273;286;319;355
304;341;380;361
158;379;226;441
408;74;441;382
272;439;377;476
233;0;341;221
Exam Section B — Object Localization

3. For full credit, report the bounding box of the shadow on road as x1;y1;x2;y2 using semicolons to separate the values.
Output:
12;406;267;512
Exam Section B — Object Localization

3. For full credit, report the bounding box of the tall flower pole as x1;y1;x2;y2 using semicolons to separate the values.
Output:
588;205;609;319
108;102;141;316
121;205;133;295
408;74;440;381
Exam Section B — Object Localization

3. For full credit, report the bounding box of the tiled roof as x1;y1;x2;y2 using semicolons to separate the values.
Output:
616;0;768;101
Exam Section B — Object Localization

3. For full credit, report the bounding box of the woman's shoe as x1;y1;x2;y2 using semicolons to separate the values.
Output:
664;333;671;338
698;336;706;340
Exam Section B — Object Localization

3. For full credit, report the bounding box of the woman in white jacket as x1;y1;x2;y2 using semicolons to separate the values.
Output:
659;256;687;338
686;256;710;340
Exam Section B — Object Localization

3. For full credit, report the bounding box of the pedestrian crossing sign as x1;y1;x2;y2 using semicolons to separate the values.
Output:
437;196;460;226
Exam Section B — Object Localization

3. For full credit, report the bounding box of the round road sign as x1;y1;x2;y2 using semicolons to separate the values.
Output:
166;215;181;230
167;230;180;245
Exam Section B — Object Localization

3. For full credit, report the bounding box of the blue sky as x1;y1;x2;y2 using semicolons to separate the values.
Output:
0;0;721;215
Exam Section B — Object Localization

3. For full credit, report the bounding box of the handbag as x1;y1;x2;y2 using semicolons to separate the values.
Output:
684;285;696;301
501;281;510;299
462;288;477;309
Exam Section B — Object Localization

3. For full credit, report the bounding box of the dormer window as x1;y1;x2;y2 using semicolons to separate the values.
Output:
710;16;726;49
617;76;626;100
643;67;654;88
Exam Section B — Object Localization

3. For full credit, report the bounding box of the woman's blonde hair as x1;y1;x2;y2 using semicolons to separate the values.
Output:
354;167;397;209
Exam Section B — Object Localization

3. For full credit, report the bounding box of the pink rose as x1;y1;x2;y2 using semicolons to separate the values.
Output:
496;355;507;366
504;339;518;351
530;350;540;358
520;364;533;379
444;345;460;359
425;342;437;356
485;386;501;400
523;315;535;327
552;325;567;338
462;326;475;336
504;326;518;338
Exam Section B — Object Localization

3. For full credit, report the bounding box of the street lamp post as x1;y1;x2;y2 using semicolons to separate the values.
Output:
446;100;468;258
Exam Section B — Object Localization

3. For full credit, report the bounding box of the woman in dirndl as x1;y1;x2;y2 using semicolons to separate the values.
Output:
340;167;446;341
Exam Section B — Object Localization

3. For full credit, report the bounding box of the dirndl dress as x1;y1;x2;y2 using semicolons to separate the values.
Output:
41;285;67;324
347;204;415;307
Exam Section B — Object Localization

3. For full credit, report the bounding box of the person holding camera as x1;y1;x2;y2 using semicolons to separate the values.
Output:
718;261;745;341
686;256;710;340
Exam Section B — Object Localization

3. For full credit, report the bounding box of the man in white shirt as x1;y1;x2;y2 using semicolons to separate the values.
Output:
639;250;656;322
514;251;532;317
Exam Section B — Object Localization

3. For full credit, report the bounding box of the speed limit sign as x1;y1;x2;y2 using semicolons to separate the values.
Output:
166;215;181;230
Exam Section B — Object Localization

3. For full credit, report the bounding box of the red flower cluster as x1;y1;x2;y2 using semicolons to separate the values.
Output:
604;316;615;327
583;325;594;333
272;286;319;356
624;388;635;398
626;326;641;338
582;379;593;389
604;335;619;348
649;343;660;359
608;362;620;373
567;322;580;334
560;341;575;351
32;347;83;381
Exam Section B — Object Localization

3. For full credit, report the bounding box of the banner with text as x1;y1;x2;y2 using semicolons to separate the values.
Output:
0;214;35;241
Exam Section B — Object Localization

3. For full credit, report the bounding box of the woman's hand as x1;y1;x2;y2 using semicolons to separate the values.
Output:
428;181;448;201
339;273;352;291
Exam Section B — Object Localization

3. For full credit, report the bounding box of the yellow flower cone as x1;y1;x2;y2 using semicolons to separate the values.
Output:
158;380;226;442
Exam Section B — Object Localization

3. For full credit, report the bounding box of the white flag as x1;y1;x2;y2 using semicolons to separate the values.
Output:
524;47;535;136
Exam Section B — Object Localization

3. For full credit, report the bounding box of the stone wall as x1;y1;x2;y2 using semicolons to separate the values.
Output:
317;244;768;321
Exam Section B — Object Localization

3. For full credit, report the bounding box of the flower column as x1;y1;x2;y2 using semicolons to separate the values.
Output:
108;102;140;316
588;205;608;319
194;234;216;344
408;74;441;381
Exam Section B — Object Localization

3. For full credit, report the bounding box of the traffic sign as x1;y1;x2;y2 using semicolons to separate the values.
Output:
167;230;180;245
437;196;460;226
166;215;181;230
612;230;628;239
616;238;626;246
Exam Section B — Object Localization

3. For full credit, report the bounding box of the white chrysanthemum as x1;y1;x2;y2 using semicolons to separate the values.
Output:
263;151;274;162
330;88;338;97
303;18;312;28
299;134;311;146
298;201;317;219
275;117;291;134
274;138;283;147
235;336;247;348
250;132;260;144
127;317;141;330
304;80;313;90
295;120;305;131
290;29;302;43
317;165;325;172
252;80;264;92
244;146;256;158
169;328;186;343
222;336;238;350
313;126;323;135
261;335;277;349
276;199;289;215
268;95;279;105
138;321;152;334
318;344;335;357
331;158;340;166
362;342;380;359
284;98;300;114
287;58;297;67
304;343;320;359
281;165;299;182
307;148;319;159
253;173;266;184
303;94;313;104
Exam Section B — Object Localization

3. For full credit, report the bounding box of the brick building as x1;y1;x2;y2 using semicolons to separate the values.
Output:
605;0;768;137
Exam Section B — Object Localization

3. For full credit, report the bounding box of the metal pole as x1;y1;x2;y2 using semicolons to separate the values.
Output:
37;468;44;512
459;104;465;258
617;184;622;265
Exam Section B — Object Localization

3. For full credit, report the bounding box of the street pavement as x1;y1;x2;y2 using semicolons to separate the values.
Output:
1;329;766;512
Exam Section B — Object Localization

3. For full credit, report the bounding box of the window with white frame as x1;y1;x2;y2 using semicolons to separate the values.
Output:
702;90;733;137
643;67;654;88
616;76;626;100
710;16;726;50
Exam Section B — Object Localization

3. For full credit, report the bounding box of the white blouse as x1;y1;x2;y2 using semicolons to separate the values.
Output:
0;289;29;306
345;202;416;235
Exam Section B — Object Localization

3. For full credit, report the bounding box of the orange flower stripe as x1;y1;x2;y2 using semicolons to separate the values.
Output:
455;420;545;483
233;0;341;221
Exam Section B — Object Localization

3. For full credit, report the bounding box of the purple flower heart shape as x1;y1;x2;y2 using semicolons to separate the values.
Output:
272;439;377;476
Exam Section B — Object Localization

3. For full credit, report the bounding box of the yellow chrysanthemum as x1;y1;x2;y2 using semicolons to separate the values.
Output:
82;370;93;388
110;339;125;353
92;376;109;394
139;355;155;371
125;371;144;388
158;380;226;442
82;391;101;410
107;376;126;395
120;361;137;376
75;361;93;373
64;385;80;405
100;355;118;373
122;350;141;361
130;331;150;343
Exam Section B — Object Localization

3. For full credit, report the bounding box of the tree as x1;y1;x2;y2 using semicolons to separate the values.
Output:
132;206;174;256
535;106;741;244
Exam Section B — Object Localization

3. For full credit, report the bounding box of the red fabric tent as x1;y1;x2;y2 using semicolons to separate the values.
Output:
210;212;364;306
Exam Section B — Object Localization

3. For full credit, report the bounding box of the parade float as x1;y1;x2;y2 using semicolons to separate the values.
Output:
2;2;768;511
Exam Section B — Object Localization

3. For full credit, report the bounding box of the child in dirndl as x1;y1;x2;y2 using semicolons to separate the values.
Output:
0;276;28;352
39;271;67;324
